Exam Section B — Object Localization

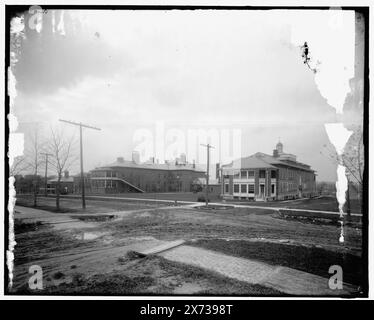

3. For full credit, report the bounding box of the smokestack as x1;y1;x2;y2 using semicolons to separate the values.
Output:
180;153;186;164
132;151;140;164
216;163;220;180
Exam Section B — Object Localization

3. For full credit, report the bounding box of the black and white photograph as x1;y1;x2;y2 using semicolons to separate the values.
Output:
3;2;370;302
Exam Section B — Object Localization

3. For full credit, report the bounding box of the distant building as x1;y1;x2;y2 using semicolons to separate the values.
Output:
221;141;317;201
73;172;92;194
89;154;205;193
47;170;74;194
192;177;221;200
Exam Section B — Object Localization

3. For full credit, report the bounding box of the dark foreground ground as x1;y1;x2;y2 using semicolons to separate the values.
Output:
9;195;365;296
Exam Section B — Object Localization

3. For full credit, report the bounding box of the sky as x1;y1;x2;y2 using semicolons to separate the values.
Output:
10;9;362;181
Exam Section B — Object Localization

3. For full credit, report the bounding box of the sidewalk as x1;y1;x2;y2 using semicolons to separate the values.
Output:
159;245;358;296
48;194;362;217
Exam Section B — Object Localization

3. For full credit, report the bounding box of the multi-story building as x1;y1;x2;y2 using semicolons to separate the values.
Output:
221;141;317;201
89;153;205;193
47;170;74;194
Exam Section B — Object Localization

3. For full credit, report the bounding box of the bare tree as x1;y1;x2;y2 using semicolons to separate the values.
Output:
9;155;31;176
321;125;364;213
47;127;78;211
31;129;42;206
19;127;45;206
342;126;364;202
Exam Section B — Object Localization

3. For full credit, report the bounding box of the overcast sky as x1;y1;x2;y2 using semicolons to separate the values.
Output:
11;9;360;181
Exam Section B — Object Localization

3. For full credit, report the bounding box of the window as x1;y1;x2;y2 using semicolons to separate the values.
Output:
234;171;240;179
234;184;239;193
248;170;254;178
225;183;229;193
241;184;247;193
271;184;275;194
240;170;247;179
259;170;266;178
271;170;276;179
248;184;254;193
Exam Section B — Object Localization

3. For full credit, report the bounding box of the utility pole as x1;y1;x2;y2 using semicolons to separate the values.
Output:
200;143;214;207
40;152;53;196
346;181;351;218
59;119;101;209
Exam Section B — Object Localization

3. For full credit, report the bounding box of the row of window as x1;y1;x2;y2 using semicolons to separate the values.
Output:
279;181;300;192
278;169;315;181
92;180;118;188
225;183;255;194
231;170;277;179
226;183;276;194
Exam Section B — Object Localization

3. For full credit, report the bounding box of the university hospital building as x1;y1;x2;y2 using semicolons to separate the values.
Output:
84;141;316;201
89;152;205;193
221;141;317;201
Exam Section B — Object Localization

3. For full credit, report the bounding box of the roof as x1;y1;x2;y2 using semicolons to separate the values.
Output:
222;152;315;173
194;177;220;185
92;159;206;173
222;154;277;170
48;176;74;183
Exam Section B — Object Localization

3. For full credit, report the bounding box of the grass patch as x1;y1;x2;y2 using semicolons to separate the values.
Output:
277;209;361;227
14;219;43;234
197;205;235;211
53;271;65;280
190;239;363;286
15;272;156;295
15;200;78;213
13;222;91;265
72;214;115;222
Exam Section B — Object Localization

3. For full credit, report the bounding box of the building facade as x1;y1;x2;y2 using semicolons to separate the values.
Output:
47;171;74;194
221;142;317;201
89;155;205;193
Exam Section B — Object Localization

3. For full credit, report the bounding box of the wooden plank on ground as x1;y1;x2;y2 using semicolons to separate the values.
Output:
136;239;185;256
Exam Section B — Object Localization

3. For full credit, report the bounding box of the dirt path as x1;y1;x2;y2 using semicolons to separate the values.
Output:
159;245;359;296
11;206;170;291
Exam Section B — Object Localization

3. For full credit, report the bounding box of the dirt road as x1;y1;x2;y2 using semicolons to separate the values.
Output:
8;196;363;295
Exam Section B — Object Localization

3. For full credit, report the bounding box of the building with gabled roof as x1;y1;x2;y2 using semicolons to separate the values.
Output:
221;141;317;201
89;154;205;193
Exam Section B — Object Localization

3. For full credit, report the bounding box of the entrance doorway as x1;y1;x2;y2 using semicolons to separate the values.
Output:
260;184;265;198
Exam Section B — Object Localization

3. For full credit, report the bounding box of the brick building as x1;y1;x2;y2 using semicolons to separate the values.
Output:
89;153;205;193
47;171;74;194
221;141;317;201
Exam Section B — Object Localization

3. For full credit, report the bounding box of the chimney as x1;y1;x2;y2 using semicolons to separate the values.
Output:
64;170;69;178
117;157;124;163
132;151;140;164
180;153;186;164
216;163;220;180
